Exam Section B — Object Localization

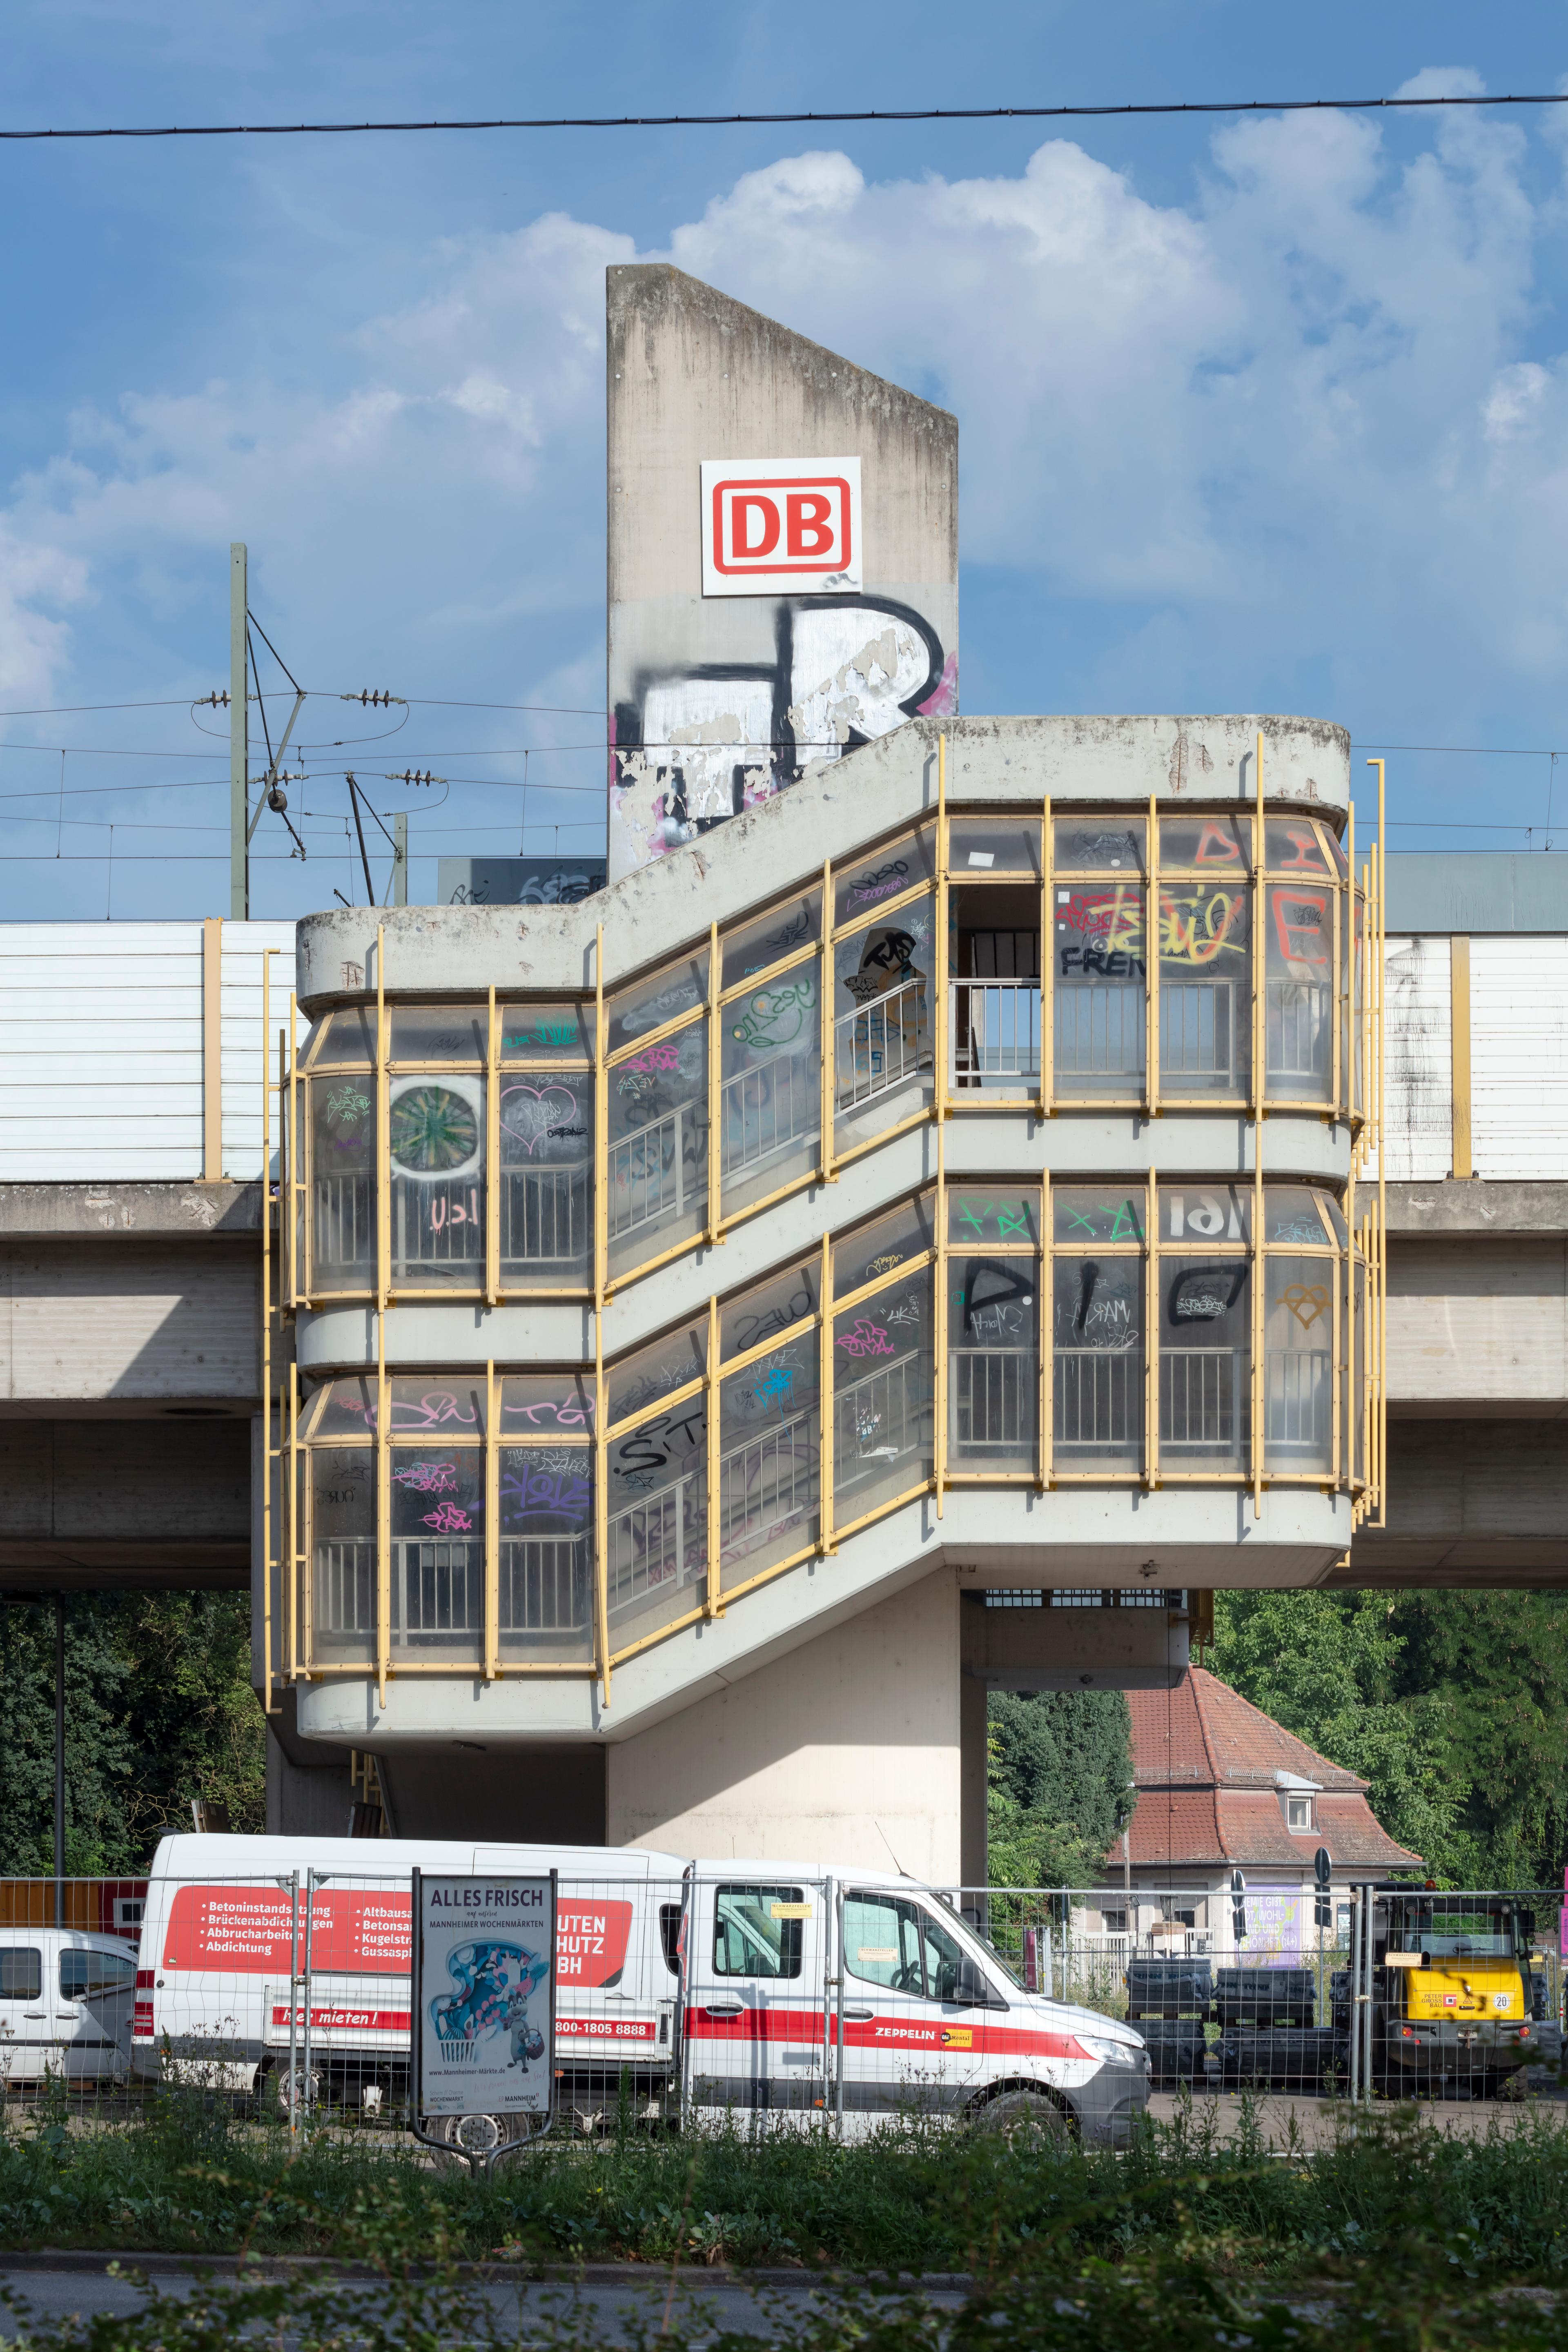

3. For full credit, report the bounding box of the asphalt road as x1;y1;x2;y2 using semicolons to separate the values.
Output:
0;2261;969;2344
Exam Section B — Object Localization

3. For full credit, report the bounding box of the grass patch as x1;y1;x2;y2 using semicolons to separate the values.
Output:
1;2080;1568;2289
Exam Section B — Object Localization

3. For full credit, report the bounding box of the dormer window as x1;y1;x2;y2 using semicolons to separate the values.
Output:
1286;1795;1313;1832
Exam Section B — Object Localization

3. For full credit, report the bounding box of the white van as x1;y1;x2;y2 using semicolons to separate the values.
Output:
0;1927;139;2089
131;1834;1148;2145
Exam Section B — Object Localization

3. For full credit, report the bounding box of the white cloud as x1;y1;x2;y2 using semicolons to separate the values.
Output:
6;99;1568;738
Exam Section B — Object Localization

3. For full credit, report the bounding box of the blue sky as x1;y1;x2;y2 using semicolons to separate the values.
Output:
6;1;1568;916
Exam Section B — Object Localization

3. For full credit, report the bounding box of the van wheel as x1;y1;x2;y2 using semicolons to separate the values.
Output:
424;2111;540;2171
973;2090;1071;2149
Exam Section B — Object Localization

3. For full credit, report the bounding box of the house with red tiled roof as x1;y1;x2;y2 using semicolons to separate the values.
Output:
1087;1667;1422;1960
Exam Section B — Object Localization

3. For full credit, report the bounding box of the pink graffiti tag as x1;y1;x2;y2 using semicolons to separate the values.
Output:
835;1319;895;1360
420;1502;473;1534
621;1041;680;1076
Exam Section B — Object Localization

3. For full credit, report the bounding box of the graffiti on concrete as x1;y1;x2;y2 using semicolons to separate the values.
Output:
611;597;956;872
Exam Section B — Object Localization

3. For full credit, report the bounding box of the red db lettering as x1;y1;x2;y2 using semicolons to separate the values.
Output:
733;494;780;559
787;492;834;557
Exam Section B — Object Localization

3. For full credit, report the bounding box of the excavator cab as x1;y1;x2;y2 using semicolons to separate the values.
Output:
1376;1893;1557;2095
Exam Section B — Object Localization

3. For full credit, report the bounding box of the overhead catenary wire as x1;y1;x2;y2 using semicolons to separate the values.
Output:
4;90;1568;139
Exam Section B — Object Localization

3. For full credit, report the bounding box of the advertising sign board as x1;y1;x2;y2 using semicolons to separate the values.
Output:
411;1870;556;2123
700;457;862;596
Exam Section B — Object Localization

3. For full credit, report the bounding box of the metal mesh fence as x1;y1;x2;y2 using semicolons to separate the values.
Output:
944;1883;1566;2101
3;1873;1557;2140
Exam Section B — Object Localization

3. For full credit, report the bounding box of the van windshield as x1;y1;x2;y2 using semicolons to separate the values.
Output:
935;1903;1020;1990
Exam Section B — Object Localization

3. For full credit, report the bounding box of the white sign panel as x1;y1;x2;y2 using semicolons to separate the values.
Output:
701;457;861;597
413;1871;555;2116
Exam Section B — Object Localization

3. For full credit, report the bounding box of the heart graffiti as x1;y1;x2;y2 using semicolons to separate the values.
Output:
1282;1283;1330;1331
501;1083;581;1156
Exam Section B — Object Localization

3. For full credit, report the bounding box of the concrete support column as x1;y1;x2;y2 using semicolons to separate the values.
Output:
606;1574;963;1881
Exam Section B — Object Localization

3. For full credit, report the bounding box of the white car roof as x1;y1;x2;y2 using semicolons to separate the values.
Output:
147;1833;687;1880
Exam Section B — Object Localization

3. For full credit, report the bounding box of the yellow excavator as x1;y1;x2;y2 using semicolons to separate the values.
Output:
1353;1890;1561;2097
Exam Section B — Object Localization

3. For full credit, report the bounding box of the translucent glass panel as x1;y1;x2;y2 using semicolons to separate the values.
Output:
1052;1187;1145;1246
1052;1256;1143;1470
1051;883;1146;1096
833;898;934;1145
1160;816;1250;870
310;1446;374;1664
388;1006;485;1062
1160;1255;1250;1470
949;1256;1037;1472
1264;1255;1333;1475
605;1380;708;1652
1054;817;1144;873
605;1015;709;1281
949;818;1041;877
498;1443;594;1664
833;1194;934;1296
498;1002;595;1061
718;1341;821;1592
1158;880;1250;1094
947;1188;1040;1247
720;891;821;989
310;1076;374;1291
499;1068;592;1287
833;1266;934;1527
386;1075;485;1287
389;1446;484;1659
833;826;935;927
1266;881;1334;1102
720;966;822;1219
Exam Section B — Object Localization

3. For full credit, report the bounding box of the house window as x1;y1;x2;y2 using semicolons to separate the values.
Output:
1286;1795;1313;1831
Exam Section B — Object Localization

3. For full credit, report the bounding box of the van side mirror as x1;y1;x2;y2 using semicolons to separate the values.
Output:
953;1956;999;2009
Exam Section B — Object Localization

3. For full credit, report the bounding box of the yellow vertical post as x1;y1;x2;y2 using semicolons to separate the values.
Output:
1252;733;1265;1120
484;1358;498;1679
594;924;608;1302
707;920;721;1243
289;1359;301;1680
1040;796;1054;1118
376;1309;389;1708
1145;1167;1159;1488
820;1232;836;1554
1450;935;1472;1180
936;733;949;1120
592;920;610;1701
485;984;499;1305
595;1305;610;1701
261;946;274;1713
935;737;949;1519
202;915;223;1182
706;1295;722;1615
1146;794;1159;1121
1252;734;1266;1520
1373;776;1388;1527
1346;800;1358;1164
1252;1152;1265;1521
1331;830;1344;1127
285;993;298;1309
1039;1171;1052;1488
818;858;835;1184
375;925;389;1312
1330;1201;1342;1492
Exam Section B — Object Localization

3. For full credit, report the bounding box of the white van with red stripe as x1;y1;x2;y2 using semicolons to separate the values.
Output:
129;1836;1147;2145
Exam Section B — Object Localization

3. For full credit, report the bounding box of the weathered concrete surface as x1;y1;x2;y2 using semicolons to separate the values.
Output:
1342;1418;1568;1585
1385;1179;1568;1236
606;263;958;879
1387;1236;1568;1410
0;1243;260;1401
296;713;1351;1010
0;1182;261;1237
0;1417;248;1589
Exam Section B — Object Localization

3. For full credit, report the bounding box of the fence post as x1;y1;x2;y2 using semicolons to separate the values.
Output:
302;1867;317;2118
287;1870;301;2135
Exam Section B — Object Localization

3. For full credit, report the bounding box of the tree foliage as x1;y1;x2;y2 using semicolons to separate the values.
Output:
986;1690;1134;1887
1211;1588;1568;1889
0;1592;264;1876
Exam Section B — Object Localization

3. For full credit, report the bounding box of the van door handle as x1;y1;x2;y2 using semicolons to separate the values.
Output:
22;2010;47;2020
842;2005;875;2020
702;2001;744;2018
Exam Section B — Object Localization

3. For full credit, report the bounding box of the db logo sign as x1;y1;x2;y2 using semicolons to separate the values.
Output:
701;457;861;597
